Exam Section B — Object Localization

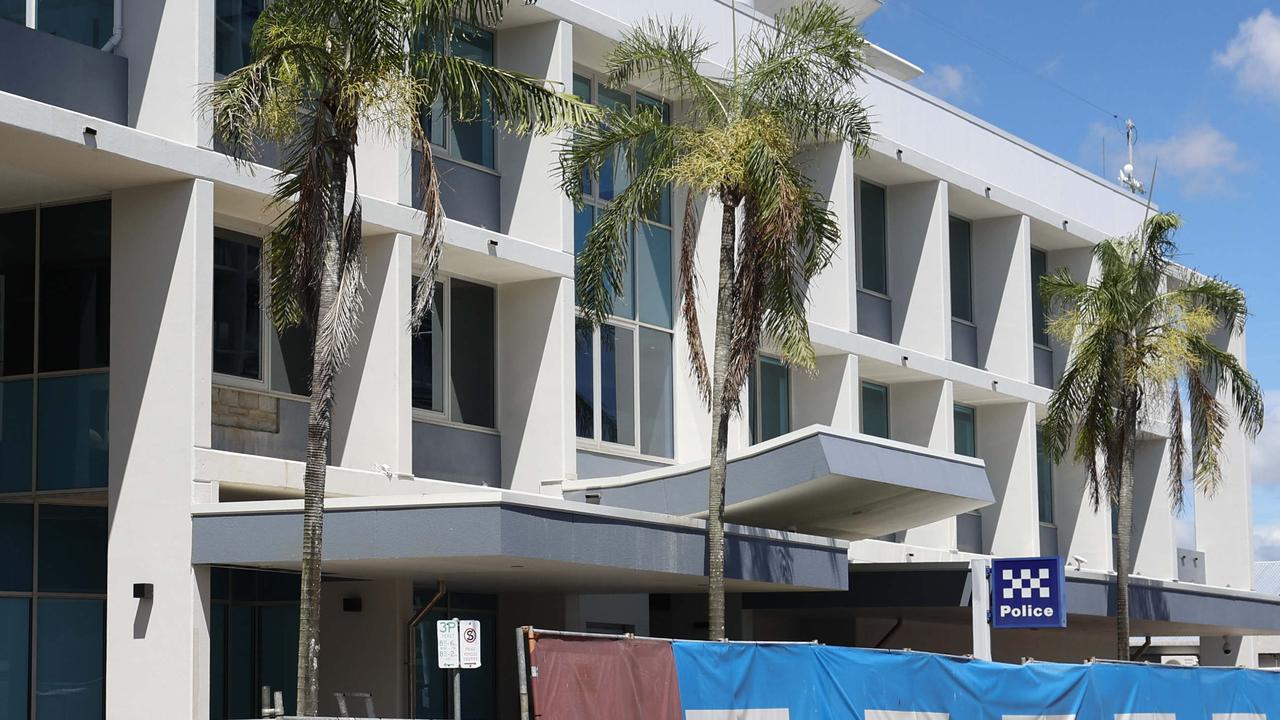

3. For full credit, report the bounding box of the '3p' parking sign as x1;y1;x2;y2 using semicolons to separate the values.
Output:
990;556;1067;629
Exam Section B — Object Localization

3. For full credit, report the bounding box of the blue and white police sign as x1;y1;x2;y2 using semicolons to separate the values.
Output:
990;556;1067;629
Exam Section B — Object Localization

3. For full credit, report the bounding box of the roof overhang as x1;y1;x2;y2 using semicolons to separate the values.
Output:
563;426;994;540
192;491;850;593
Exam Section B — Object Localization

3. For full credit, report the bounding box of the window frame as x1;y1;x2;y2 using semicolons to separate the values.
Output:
424;23;499;173
572;68;676;462
1030;246;1051;349
1036;428;1055;525
748;354;791;445
949;214;974;324
210;226;312;402
0;197;112;498
410;272;501;435
953;403;977;457
855;178;890;298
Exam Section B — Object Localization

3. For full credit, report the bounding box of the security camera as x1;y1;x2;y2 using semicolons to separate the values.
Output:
1071;555;1087;570
1223;636;1233;655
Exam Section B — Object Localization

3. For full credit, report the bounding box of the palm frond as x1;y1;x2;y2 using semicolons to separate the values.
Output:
1167;383;1187;512
606;18;730;122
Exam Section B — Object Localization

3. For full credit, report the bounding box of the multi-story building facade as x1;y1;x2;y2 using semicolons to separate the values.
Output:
0;1;1275;718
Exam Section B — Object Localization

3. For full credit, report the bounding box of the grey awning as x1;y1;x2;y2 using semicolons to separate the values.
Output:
191;492;849;592
563;426;994;540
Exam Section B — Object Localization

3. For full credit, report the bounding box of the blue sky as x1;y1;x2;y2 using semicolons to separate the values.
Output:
862;2;1280;560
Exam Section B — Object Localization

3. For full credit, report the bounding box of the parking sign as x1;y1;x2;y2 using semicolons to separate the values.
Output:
459;619;482;669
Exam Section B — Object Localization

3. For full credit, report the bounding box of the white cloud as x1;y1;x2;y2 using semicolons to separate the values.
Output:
914;64;975;103
1250;390;1280;485
1214;9;1280;103
1256;525;1280;560
1141;124;1249;196
1039;54;1063;77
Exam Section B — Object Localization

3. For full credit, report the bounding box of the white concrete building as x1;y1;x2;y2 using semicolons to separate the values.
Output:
0;1;1274;718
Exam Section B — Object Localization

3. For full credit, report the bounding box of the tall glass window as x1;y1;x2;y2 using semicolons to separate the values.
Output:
953;405;976;457
1031;247;1050;347
861;381;890;439
949;216;973;322
749;356;791;444
215;0;266;75
0;202;110;495
411;277;496;429
573;73;675;459
210;568;301;719
424;25;496;169
211;229;313;397
35;0;113;48
1037;430;1054;524
0;502;107;720
859;181;888;295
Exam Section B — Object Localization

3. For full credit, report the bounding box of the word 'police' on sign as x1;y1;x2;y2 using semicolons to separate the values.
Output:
990;556;1067;629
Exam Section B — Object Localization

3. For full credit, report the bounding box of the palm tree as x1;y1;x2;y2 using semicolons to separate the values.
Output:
559;0;872;640
1040;212;1263;661
204;0;594;713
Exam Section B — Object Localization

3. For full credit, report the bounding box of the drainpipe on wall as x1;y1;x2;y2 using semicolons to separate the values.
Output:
100;0;122;52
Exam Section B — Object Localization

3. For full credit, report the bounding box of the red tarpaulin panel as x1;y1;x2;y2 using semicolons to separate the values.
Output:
527;634;682;719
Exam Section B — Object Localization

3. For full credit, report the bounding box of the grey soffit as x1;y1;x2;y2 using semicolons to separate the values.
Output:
745;566;1280;635
191;502;849;592
565;429;994;540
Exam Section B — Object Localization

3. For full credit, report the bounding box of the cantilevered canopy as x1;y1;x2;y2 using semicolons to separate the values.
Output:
191;491;850;593
563;426;994;540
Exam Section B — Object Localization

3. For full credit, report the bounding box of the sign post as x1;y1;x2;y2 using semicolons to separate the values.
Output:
969;558;992;660
438;618;483;719
990;556;1067;630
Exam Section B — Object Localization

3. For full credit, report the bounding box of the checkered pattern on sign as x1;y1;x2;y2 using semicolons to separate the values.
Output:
1001;567;1051;600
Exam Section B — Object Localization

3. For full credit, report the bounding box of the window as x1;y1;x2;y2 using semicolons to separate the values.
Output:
411;277;496;429
0;202;110;493
215;0;265;75
859;181;888;295
953;404;976;457
3;0;113;48
423;25;496;169
949;216;973;322
1031;247;1049;347
749;356;790;444
1037;429;1054;524
212;229;313;397
210;568;301;719
860;381;890;439
0;503;107;720
573;73;675;459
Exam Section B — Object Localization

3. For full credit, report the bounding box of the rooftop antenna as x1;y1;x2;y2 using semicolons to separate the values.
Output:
1118;119;1145;195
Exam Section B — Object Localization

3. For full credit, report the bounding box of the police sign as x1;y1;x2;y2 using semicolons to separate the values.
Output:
990;556;1066;629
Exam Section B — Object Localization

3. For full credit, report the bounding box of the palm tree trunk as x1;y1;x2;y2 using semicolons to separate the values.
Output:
1114;396;1139;661
296;154;349;716
706;197;738;641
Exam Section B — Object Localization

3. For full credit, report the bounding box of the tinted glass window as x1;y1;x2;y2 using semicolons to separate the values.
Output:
450;27;495;168
36;598;105;720
449;280;495;428
0;210;36;376
638;328;673;457
573;75;593;196
39;201;110;372
949;216;973;322
37;0;113;48
37;373;108;490
861;381;889;439
1031;247;1049;346
1037;430;1055;524
859;182;887;294
0;380;33;492
215;0;265;75
213;231;262;379
636;93;671;225
954;405;976;457
755;357;790;443
37;505;107;594
597;86;632;201
636;223;672;328
0;503;33;592
0;598;28;720
0;1;23;23
574;320;594;439
411;282;445;412
599;323;634;446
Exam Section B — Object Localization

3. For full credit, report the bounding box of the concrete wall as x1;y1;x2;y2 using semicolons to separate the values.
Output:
0;21;128;123
976;402;1039;556
887;181;950;358
971;215;1032;381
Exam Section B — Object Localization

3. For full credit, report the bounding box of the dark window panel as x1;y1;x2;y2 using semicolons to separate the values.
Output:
758;357;790;443
861;381;890;439
953;405;976;457
0;597;29;720
949;215;973;322
574;319;594;439
638;328;673;458
599;323;634;446
0;503;33;592
37;504;107;594
214;0;265;75
37;0;113;48
37;373;108;491
449;280;495;428
0;210;36;376
0;380;33;492
1031;247;1050;347
35;598;105;720
212;231;262;380
859;182;888;295
39;200;110;372
410;282;445;412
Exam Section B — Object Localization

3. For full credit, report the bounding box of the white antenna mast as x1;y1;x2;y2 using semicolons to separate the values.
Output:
1118;119;1145;194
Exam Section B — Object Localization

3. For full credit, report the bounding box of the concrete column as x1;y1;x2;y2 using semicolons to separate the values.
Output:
107;179;213;719
972;214;1033;381
1055;454;1114;574
892;379;956;548
1131;438;1176;579
792;354;859;433
332;233;413;475
1045;246;1097;382
121;0;215;144
318;578;415;717
499;277;575;491
976;401;1039;556
801;142;856;332
497;19;573;249
886;180;949;358
356;131;413;206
